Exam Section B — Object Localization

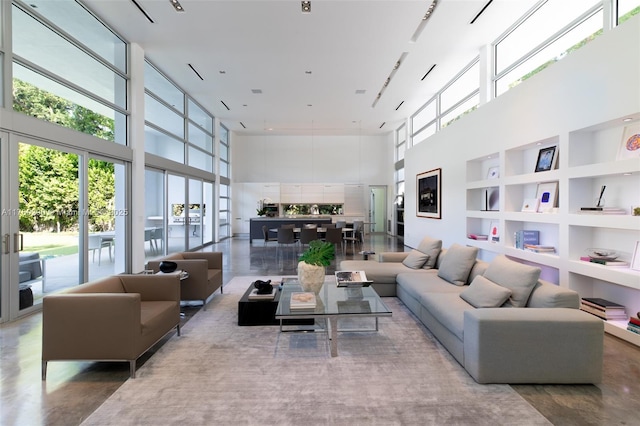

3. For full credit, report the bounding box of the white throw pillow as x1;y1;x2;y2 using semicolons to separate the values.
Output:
417;237;442;269
460;275;512;308
437;244;479;286
483;255;541;307
402;250;430;269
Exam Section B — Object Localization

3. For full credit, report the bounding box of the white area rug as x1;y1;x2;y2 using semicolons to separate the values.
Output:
82;276;551;425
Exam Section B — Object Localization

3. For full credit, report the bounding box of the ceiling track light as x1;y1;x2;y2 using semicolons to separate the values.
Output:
301;1;311;14
421;64;437;81
410;0;438;43
240;122;246;129
470;0;494;24
221;101;230;111
131;0;154;23
372;52;408;108
188;63;204;81
170;0;185;12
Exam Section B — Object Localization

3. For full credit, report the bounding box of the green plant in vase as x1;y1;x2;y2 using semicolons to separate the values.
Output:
297;240;335;293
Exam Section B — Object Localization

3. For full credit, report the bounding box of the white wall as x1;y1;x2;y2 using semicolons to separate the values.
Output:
232;134;390;184
403;16;640;250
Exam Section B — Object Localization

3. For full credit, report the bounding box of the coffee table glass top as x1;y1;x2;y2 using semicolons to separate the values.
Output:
275;277;391;318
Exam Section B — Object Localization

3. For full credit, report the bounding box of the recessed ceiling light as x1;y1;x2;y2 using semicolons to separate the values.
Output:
301;1;311;13
170;0;184;12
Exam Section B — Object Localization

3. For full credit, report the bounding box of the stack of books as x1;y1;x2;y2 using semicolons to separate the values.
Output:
580;297;628;321
628;317;640;335
580;256;630;267
514;230;539;249
524;244;555;253
289;292;317;310
468;234;488;241
578;207;627;215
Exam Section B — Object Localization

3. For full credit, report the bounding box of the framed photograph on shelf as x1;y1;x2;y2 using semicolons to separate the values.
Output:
631;241;640;272
485;188;499;211
521;198;539;212
487;166;500;179
535;146;558;172
417;168;441;219
617;123;640;160
489;220;499;242
536;182;558;213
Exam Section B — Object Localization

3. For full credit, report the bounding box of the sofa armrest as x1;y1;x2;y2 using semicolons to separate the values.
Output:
377;252;409;263
180;252;223;270
43;293;141;360
119;274;180;302
463;308;603;384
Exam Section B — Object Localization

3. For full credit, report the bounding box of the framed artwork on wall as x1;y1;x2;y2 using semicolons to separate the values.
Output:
535;146;558;172
536;182;558;213
417;168;441;219
617;123;640;160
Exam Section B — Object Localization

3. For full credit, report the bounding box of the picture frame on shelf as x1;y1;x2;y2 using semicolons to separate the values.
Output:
485;187;499;211
534;146;558;172
617;123;640;160
536;182;558;213
631;241;640;272
487;166;500;179
489;220;499;242
417;168;441;219
521;198;539;212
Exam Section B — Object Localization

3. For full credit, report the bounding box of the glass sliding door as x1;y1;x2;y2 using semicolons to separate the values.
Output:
87;157;126;281
187;178;203;249
145;168;165;259
17;140;80;310
167;174;186;253
203;181;214;244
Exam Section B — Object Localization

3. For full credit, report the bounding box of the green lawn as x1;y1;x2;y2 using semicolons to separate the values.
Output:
22;232;79;257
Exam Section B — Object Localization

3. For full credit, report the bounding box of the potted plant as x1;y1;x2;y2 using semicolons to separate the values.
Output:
297;240;335;293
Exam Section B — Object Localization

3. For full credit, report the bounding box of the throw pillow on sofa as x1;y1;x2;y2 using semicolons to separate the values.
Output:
417;236;442;269
483;255;541;307
460;275;512;308
437;244;478;286
402;249;430;269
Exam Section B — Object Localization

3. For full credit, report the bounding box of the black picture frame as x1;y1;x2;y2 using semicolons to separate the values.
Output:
535;146;557;172
417;168;441;219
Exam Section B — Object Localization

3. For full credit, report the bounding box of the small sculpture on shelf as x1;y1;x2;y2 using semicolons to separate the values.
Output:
252;279;273;294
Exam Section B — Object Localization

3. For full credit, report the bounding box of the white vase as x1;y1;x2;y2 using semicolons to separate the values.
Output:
297;261;326;294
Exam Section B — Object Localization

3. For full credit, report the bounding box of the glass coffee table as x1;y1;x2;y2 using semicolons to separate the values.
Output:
275;277;392;357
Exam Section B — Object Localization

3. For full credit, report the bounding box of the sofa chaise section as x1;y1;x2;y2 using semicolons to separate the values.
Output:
42;274;181;379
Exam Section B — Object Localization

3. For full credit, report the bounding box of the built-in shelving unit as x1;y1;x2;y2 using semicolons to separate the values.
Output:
465;114;640;346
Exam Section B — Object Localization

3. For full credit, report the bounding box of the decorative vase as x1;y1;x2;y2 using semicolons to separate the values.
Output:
297;261;325;294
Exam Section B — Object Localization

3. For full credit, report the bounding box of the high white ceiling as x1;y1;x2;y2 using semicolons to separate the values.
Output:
82;0;538;135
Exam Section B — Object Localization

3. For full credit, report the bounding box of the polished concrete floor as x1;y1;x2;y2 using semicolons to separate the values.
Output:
1;234;640;425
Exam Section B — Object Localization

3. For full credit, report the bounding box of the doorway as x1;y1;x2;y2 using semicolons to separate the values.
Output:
369;186;387;234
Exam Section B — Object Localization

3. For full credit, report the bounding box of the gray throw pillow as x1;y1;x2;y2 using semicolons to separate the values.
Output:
402;249;429;269
483;255;541;307
437;244;479;286
417;236;442;269
460;275;512;308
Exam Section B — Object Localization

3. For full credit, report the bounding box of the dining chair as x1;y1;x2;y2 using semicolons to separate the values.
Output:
343;220;364;252
323;223;336;228
324;226;344;255
262;225;278;246
276;226;297;265
88;234;112;265
299;227;319;248
335;220;346;228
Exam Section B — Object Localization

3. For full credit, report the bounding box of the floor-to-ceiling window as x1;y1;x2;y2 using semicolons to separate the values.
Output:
218;126;231;240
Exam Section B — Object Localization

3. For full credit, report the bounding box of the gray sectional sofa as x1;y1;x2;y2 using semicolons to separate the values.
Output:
340;237;604;384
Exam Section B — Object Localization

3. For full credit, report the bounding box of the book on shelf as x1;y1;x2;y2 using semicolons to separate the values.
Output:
524;244;555;253
468;234;488;240
629;317;640;327
627;323;640;335
335;270;373;287
289;292;317;310
514;230;539;249
589;259;630;267
248;287;276;300
580;304;628;320
578;207;627;215
581;297;626;309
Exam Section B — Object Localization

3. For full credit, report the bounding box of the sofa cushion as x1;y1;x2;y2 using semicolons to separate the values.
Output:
417;237;442;269
420;292;475;340
483;255;541;307
437;244;479;286
396;272;464;300
402;250;429;269
460;275;512;308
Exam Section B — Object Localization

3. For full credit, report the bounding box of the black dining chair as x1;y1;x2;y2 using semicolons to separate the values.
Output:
276;226;297;265
324;226;344;255
299;227;319;248
262;225;278;246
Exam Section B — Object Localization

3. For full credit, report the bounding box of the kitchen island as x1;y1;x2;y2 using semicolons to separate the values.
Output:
249;216;333;243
